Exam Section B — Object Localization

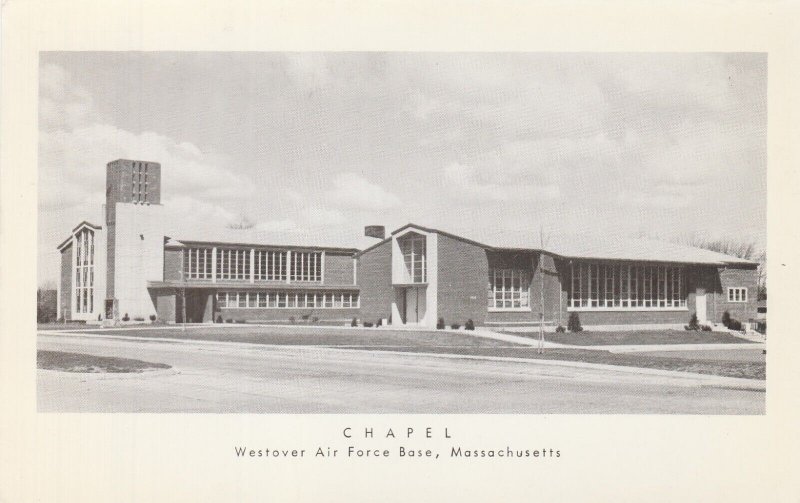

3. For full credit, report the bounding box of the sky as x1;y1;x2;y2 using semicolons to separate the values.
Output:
38;52;767;285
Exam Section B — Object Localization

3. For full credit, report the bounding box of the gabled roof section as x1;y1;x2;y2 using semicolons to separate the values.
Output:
384;223;758;266
57;221;102;250
391;223;492;250
71;221;101;232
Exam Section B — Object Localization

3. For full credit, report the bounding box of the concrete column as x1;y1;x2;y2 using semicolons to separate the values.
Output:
250;248;255;283
321;251;325;285
211;247;217;283
286;250;292;284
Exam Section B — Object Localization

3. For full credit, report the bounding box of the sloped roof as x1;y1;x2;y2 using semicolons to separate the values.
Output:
392;223;757;266
164;228;359;253
56;221;102;250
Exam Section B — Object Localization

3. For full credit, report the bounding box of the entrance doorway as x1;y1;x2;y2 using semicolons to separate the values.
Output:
696;288;707;324
401;286;426;324
178;290;211;323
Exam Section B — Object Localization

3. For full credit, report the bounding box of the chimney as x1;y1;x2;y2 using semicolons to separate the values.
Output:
364;225;386;240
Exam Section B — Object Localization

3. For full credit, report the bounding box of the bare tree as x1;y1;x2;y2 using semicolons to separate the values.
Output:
226;213;255;230
675;235;767;300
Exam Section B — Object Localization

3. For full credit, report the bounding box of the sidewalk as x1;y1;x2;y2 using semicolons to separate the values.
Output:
465;327;765;353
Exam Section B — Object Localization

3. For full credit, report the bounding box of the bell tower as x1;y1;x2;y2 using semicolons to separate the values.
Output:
104;159;165;320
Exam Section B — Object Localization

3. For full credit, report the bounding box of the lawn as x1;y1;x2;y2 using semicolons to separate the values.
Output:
56;325;764;380
71;325;507;348
37;350;171;373
507;329;749;346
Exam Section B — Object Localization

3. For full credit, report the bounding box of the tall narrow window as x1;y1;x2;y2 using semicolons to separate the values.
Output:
288;251;322;282
73;227;95;314
399;234;426;283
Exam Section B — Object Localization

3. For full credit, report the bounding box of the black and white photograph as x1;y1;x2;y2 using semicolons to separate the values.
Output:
5;2;800;502
36;51;767;414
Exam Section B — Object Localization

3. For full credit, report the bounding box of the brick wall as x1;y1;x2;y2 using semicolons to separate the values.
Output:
357;240;394;322
570;310;688;326
59;246;72;320
217;307;359;323
436;234;489;326
550;263;758;327
530;253;566;325
324;252;355;285
711;264;758;323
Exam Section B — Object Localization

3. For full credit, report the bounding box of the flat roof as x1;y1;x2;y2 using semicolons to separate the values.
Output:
147;281;360;291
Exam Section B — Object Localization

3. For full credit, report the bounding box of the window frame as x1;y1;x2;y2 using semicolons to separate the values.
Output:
727;287;748;303
488;269;530;312
568;262;687;311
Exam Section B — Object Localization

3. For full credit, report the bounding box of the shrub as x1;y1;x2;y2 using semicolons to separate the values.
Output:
122;313;130;322
436;317;445;330
567;312;582;332
235;319;245;324
376;319;382;327
289;316;296;324
312;316;319;324
555;325;566;333
701;324;712;331
364;321;374;328
728;319;743;331
687;312;700;331
301;314;310;321
98;314;102;322
149;314;156;322
216;315;223;323
722;311;732;328
351;317;358;327
133;316;145;322
225;318;233;323
450;323;460;330
465;319;475;330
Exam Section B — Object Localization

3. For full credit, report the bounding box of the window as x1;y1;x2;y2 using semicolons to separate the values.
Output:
184;248;213;279
569;262;686;310
488;269;530;310
255;250;288;281
727;287;748;303
215;291;359;308
74;227;94;314
216;248;250;280
289;251;322;282
399;235;426;283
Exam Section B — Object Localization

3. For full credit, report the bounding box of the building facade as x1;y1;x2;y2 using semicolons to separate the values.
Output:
57;159;759;329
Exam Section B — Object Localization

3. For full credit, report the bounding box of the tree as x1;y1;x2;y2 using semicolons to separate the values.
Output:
37;280;57;323
226;213;255;230
673;235;766;301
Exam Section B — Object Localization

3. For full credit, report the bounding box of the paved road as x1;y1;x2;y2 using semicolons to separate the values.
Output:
37;334;764;414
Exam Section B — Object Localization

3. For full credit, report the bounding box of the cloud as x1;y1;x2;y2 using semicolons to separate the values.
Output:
443;162;560;203
617;189;691;210
324;172;401;211
283;53;332;92
406;89;442;120
38;64;256;218
255;218;299;233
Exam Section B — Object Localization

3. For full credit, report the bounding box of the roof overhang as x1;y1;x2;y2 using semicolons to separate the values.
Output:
147;281;360;291
164;237;358;254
